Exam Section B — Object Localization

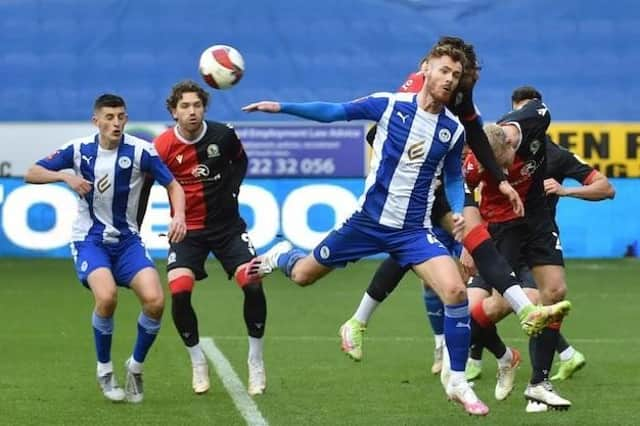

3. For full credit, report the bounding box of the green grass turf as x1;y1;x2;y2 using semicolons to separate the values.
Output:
1;258;639;425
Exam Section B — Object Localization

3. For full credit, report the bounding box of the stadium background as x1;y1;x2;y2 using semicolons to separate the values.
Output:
0;0;638;258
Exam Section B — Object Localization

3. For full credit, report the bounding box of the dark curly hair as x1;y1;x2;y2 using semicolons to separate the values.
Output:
165;80;210;115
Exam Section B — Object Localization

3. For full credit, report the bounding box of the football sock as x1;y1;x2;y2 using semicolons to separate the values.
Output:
92;311;113;364
556;333;571;354
423;287;445;336
171;290;199;347
353;293;379;324
530;323;561;384
187;343;206;365
470;302;507;360
365;257;409;302
558;345;576;361
469;343;484;361
97;361;113;377
497;347;513;368
277;248;306;277
248;336;264;364
132;312;161;364
444;301;471;372
242;283;267;338
464;228;531;314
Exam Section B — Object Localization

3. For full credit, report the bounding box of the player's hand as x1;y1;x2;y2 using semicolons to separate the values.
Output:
498;180;524;217
167;213;187;243
543;178;566;196
451;213;466;242
459;247;477;278
65;175;92;196
242;101;281;113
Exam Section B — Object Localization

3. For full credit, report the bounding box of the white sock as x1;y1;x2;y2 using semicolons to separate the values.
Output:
434;334;445;349
449;370;466;384
353;293;380;324
248;336;264;365
187;343;206;365
497;347;513;368
97;361;113;377
127;357;143;374
503;285;533;315
559;346;576;361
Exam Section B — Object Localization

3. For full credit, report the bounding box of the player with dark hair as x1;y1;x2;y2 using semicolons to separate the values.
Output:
461;92;578;411
25;93;187;403
154;80;267;396
464;87;615;396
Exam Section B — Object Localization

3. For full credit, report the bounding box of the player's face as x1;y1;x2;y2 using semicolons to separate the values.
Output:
92;106;127;145
425;55;462;104
172;92;205;133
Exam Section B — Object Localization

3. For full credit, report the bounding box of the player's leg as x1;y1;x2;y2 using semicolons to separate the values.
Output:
216;223;269;396
166;231;211;394
113;237;163;403
423;284;445;374
465;280;492;380
412;254;488;416
551;334;586;381
462;207;563;335
257;213;381;287
71;241;125;402
524;223;571;411
340;257;410;361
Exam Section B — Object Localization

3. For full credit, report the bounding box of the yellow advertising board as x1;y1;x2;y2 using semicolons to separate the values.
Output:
548;123;640;177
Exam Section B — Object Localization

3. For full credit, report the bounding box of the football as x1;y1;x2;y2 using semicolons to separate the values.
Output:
199;45;245;90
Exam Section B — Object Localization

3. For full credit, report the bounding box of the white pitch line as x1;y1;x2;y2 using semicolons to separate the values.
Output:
200;337;269;426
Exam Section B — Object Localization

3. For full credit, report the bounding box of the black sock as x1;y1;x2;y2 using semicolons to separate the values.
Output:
242;283;267;338
482;324;507;359
469;342;484;361
171;291;199;347
469;318;486;360
366;257;410;302
556;333;570;354
471;240;522;295
530;327;560;384
471;317;506;360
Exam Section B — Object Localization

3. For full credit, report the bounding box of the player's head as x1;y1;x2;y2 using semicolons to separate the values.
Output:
92;94;127;144
166;80;209;132
511;86;542;110
484;124;515;168
435;36;480;91
423;44;465;104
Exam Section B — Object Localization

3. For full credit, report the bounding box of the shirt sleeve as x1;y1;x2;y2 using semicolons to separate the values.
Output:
341;93;390;122
36;142;75;171
140;143;174;186
442;128;465;214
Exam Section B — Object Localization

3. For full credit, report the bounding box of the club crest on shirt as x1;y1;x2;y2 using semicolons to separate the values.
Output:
207;144;220;158
176;154;183;164
118;156;132;169
319;245;331;259
530;139;541;155
438;128;451;143
80;261;88;272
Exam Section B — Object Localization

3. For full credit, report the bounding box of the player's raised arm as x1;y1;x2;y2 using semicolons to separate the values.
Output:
243;94;390;124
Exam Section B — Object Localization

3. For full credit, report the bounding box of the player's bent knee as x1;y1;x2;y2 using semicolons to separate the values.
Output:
169;275;194;294
290;270;317;286
440;283;467;304
543;284;567;304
